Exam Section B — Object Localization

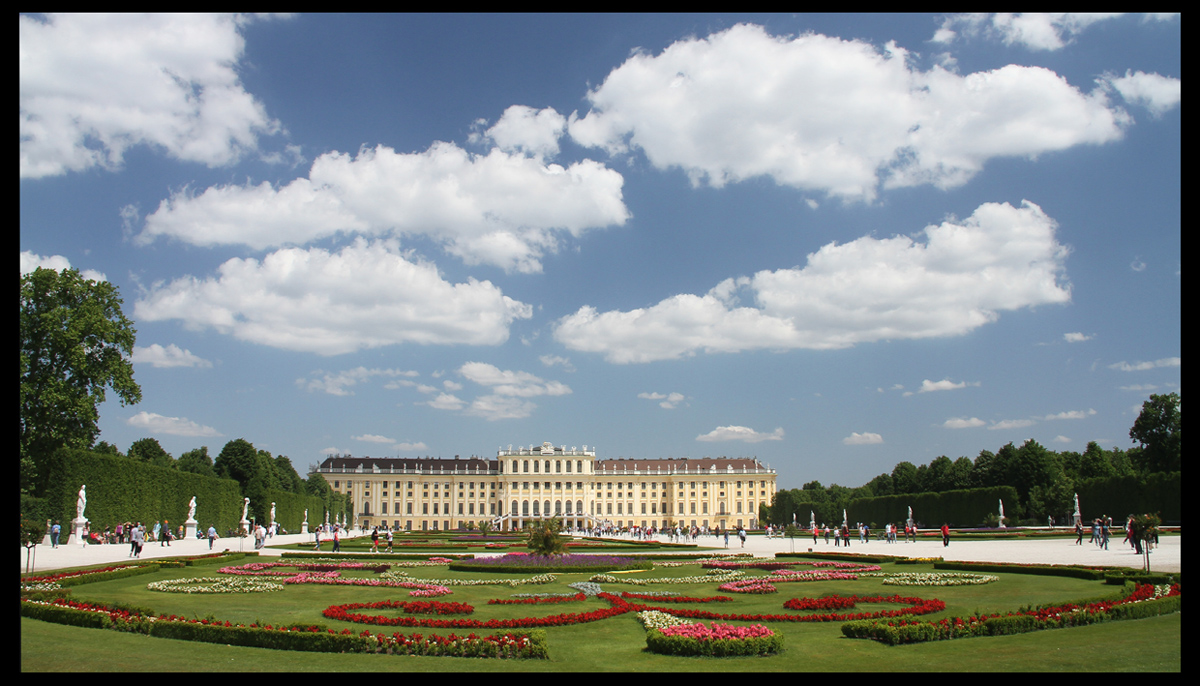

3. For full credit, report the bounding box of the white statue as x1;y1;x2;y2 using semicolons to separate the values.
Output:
998;499;1006;528
187;496;197;521
76;485;87;520
303;509;308;523
270;502;276;525
242;497;250;521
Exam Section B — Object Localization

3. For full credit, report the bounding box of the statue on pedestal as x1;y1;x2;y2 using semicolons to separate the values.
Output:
76;485;87;521
187;497;197;522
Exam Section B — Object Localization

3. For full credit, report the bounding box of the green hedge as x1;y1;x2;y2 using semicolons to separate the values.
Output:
845;486;1021;529
933;561;1106;580
1074;472;1180;524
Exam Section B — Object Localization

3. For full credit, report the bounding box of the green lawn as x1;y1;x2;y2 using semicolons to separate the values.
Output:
21;557;1181;672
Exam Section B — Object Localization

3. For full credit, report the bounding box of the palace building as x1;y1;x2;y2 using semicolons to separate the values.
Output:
315;441;777;532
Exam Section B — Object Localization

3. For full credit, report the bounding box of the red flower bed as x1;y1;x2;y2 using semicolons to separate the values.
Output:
627;593;945;623
783;595;861;611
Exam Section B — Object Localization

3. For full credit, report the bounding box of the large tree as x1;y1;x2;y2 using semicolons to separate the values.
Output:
20;267;141;492
1129;392;1181;473
178;446;216;478
128;437;175;469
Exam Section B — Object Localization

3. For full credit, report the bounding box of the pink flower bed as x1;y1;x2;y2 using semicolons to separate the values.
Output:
658;622;776;640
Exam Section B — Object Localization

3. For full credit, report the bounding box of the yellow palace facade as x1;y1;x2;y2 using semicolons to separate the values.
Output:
316;441;777;532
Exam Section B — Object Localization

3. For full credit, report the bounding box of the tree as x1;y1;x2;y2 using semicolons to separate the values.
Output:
274;455;305;494
526;517;566;556
1077;441;1115;479
178;446;216;478
129;437;175;469
1129;393;1181;473
866;472;894;497
20;267;141;492
891;462;919;494
947;457;975;490
924;455;953;492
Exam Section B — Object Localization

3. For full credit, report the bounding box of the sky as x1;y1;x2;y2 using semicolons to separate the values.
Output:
20;13;1180;490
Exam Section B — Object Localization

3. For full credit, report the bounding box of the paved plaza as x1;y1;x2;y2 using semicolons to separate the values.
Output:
20;528;1180;575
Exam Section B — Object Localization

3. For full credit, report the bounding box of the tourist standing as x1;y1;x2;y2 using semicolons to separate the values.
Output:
386;529;394;553
841;524;851;547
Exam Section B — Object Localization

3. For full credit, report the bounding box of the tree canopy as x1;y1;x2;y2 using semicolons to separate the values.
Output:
1130;392;1181;473
20;267;141;493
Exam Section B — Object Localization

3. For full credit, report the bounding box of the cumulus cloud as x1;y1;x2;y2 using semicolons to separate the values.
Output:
568;24;1131;201
132;343;213;369
915;378;980;394
419;363;571;421
298;367;419;396
20;13;283;178
353;434;396;444
843;431;884;445
944;417;987;429
134;239;532;356
555;200;1070;363
1101;70;1182;117
1108;357;1181;372
459;362;572;398
639;391;686;409
932;13;1126;51
470;105;567;159
135;141;630;273
20;250;107;282
1064;332;1093;343
126;411;222;437
351;435;429;453
539;355;576;372
696;426;784;443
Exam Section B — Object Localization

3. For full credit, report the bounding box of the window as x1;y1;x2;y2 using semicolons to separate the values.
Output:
533;501;540;515
423;504;428;514
690;503;696;514
458;503;464;515
556;460;561;473
407;503;412;514
433;503;439;515
523;460;529;473
576;460;583;473
512;460;518;473
566;461;572;473
533;460;539;473
544;461;551;473
381;502;388;514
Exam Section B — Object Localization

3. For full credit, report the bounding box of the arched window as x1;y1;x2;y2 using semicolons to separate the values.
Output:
544;461;550;473
565;500;572;514
543;500;550;516
566;461;572;473
576;500;583;514
555;500;562;515
511;500;518;516
719;503;726;514
512;460;518;473
533;500;540;515
523;460;529;473
533;461;539;473
555;460;561;473
523;500;530;515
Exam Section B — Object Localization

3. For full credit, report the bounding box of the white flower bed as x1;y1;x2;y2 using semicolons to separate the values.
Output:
589;570;742;586
637;610;691;630
858;572;998;586
381;570;558;587
148;576;285;593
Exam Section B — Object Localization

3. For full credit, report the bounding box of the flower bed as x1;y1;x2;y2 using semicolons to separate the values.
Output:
450;554;653;574
147;577;284;593
489;593;588;605
646;622;783;657
841;583;1181;645
858;572;999;586
621;592;732;603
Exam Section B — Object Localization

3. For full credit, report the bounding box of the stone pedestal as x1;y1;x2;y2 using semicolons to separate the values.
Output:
42;519;53;546
70;517;89;546
301;522;309;534
185;519;198;540
240;519;251;537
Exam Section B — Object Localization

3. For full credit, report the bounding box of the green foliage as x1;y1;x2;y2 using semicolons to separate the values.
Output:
178;447;216;478
1130;392;1181;473
20;267;141;493
525;517;567;556
129;437;175;470
846;486;1020;529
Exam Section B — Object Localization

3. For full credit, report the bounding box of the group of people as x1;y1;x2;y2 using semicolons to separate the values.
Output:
312;523;345;553
369;526;395;553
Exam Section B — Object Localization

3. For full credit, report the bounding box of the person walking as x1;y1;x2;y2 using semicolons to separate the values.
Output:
386;528;394;553
371;527;379;553
207;525;217;550
131;523;144;558
841;524;851;547
50;521;61;548
332;526;341;553
1076;520;1084;545
941;523;951;547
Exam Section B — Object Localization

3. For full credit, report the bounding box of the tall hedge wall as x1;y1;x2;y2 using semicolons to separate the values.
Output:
1073;472;1180;524
262;488;327;533
39;448;322;534
846;486;1021;528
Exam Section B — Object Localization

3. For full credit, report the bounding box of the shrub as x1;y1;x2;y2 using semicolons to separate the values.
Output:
645;623;783;657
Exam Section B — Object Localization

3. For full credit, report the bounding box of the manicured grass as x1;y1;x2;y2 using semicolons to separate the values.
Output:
21;557;1181;671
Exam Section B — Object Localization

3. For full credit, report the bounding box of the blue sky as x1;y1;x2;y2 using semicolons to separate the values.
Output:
20;13;1180;490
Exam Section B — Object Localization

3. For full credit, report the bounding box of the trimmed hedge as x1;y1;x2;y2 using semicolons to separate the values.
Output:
933;560;1106;580
845;486;1021;529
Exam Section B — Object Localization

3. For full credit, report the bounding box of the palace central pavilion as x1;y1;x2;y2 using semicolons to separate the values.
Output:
316;441;777;532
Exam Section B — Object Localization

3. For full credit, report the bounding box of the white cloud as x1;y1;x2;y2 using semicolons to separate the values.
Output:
1108;357;1181;372
135;239;532;355
470;105;567;159
696;426;784;443
394;441;428;452
1053;435;1072;444
459;362;572;398
132;343;213;369
442;380;463;392
1064;332;1093;343
555;200;1070;363
20;13;283;178
353;434;396;444
568;24;1130;201
1041;409;1097;420
1101;70;1181;117
933;13;1129;51
465;394;539;421
988;418;1037;430
639;391;686;409
944;417;986;429
422;393;466;411
135;141;630;273
126;411;222;437
1130;257;1148;272
20;250;107;282
539;355;576;372
843;431;883;445
1120;384;1158;392
917;378;980;393
297;367;418;396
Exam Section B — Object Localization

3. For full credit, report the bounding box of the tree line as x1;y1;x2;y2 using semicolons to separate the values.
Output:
766;392;1181;527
